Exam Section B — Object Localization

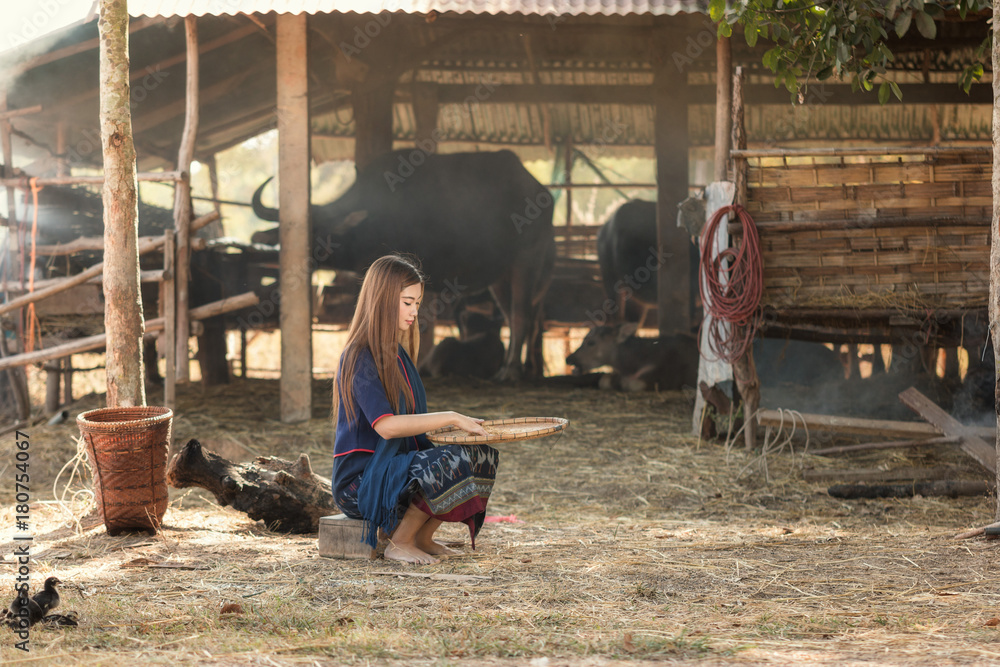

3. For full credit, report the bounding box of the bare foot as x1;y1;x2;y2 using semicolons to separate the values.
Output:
385;542;439;565
417;539;459;556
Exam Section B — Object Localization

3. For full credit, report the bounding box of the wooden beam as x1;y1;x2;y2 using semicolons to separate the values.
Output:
173;16;200;385
0;212;218;317
899;386;996;474
11;17;164;76
277;13;313;424
429;82;993;106
0;291;259;372
758;408;994;441
0;105;42;121
0;171;184;188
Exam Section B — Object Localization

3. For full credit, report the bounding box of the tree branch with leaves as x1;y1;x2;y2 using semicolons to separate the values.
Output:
711;0;990;102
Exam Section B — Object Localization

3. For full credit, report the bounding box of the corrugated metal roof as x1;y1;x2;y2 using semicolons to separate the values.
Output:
128;0;707;17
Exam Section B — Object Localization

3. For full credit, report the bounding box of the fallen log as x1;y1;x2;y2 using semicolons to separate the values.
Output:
804;466;958;484
166;439;337;534
828;480;991;499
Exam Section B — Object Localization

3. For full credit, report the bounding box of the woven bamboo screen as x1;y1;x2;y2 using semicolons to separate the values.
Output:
737;148;990;309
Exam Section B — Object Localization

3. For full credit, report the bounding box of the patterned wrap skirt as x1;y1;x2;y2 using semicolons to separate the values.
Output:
336;443;499;548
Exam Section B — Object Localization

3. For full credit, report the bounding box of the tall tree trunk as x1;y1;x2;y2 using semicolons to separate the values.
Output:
100;0;145;408
992;0;1000;520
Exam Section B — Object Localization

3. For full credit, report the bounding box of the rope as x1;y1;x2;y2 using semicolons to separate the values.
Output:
699;204;764;363
23;177;43;353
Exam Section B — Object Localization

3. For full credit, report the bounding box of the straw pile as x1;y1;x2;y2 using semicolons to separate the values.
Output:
1;376;998;665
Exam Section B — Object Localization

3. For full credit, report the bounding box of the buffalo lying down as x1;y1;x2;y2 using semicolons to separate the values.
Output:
252;149;555;379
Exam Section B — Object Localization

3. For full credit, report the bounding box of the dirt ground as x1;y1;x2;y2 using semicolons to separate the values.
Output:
2;375;1000;666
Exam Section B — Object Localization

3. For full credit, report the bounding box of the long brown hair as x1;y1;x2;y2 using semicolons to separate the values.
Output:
334;255;424;426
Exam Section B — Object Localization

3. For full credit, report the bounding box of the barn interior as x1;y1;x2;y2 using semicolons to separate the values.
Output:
0;1;993;432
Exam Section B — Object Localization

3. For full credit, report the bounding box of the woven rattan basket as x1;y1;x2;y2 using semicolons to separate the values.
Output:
78;406;173;536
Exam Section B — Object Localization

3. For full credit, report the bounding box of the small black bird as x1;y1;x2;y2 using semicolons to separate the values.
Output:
42;610;79;627
31;577;61;615
5;594;44;628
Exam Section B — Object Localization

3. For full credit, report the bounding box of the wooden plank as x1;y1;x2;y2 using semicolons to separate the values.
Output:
899;387;996;474
277;13;312;423
758;408;994;441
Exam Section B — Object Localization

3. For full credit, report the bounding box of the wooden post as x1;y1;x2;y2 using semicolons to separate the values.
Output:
56;121;69;177
411;83;439;152
692;37;735;435
412;82;439;363
62;357;73;404
99;0;145;408
729;66;760;450
205;154;225;238
173;15;199;385
991;0;1000;519
44;362;61;414
0;90;31;421
352;80;395;171
564;136;573;244
714;37;732;183
277;13;312;423
652;24;693;336
164;229;176;410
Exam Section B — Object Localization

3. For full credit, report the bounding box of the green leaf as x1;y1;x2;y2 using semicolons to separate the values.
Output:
890;80;902;101
745;28;759;48
709;0;726;22
915;11;936;39
878;81;890;105
911;0;924;10
894;10;912;38
816;65;834;80
762;47;780;72
718;21;733;38
886;0;899;18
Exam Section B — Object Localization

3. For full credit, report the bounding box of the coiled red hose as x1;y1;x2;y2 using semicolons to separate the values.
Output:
699;204;763;363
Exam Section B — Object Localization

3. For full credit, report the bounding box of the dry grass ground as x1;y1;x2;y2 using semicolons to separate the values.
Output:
2;375;1000;666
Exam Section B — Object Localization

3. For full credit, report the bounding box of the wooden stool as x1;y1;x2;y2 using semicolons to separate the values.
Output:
318;514;379;560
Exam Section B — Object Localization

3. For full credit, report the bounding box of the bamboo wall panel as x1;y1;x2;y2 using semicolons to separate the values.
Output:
738;149;990;309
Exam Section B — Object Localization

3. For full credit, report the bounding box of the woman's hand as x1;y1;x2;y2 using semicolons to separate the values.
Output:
452;412;488;437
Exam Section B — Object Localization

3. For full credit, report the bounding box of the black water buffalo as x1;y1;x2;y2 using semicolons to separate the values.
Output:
596;200;658;326
419;309;505;379
252;149;554;379
565;322;698;392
